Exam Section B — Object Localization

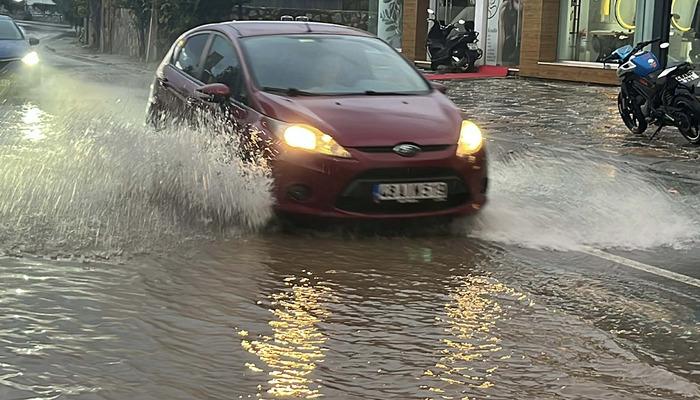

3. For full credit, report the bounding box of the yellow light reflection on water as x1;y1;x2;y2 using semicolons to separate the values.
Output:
239;275;330;398
423;276;530;398
21;105;46;141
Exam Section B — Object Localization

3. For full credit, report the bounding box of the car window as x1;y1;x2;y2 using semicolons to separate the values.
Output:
173;34;209;79
201;35;247;104
0;20;23;40
241;35;430;95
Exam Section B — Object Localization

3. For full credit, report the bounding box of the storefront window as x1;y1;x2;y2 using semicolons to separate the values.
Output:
485;0;524;65
558;0;640;63
666;0;700;66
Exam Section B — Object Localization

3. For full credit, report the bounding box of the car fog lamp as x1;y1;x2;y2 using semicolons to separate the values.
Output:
283;124;351;158
22;51;39;66
456;120;483;157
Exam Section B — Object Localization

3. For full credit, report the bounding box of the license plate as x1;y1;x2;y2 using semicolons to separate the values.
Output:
676;71;699;84
467;43;479;50
373;182;448;203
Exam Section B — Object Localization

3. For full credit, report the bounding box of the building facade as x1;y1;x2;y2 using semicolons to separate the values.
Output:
400;0;700;84
403;0;524;67
518;0;700;84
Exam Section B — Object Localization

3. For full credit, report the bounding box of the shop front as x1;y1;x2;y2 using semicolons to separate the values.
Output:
415;0;524;67
520;0;700;84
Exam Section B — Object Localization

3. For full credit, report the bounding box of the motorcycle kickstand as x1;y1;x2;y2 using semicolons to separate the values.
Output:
649;124;664;141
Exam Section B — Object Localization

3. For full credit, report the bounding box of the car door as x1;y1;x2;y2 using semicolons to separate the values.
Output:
159;32;212;124
198;33;266;158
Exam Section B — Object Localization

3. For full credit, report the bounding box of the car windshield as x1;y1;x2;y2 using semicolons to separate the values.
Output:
241;34;431;96
0;20;23;40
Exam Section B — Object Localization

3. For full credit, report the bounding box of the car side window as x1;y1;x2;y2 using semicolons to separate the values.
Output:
173;34;209;79
201;35;248;105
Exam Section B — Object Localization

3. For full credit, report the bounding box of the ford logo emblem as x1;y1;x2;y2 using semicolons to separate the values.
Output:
393;144;422;157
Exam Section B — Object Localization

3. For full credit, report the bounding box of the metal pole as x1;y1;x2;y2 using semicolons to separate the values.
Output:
146;0;158;62
655;0;673;67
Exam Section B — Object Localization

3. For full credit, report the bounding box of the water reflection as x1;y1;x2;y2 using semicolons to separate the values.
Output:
240;273;331;398
422;274;529;399
21;104;47;142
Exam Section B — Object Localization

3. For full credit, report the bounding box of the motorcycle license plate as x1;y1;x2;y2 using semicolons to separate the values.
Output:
467;43;479;50
676;71;700;84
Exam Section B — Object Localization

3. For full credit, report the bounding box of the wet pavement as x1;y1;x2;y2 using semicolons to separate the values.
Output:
0;22;698;400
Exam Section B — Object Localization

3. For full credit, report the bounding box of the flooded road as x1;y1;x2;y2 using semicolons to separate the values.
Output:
0;23;699;399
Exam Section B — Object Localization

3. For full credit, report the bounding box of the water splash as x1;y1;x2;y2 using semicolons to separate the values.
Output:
466;153;699;251
0;98;273;260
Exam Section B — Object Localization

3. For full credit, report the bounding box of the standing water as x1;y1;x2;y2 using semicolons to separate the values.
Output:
0;66;698;399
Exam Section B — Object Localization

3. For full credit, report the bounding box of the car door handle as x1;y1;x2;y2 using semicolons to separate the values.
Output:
159;78;172;89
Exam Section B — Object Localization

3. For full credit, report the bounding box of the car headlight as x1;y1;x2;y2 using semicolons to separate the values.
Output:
456;120;483;157
22;51;39;66
282;124;351;158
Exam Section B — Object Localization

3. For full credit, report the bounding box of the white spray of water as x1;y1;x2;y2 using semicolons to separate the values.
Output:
0;98;274;258
466;154;699;251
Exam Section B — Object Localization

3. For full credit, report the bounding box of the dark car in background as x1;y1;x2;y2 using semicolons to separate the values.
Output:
0;14;40;91
147;21;488;221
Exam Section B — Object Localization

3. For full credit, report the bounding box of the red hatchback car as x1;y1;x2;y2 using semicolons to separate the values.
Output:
147;21;487;220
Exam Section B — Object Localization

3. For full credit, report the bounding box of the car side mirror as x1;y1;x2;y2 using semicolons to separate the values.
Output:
29;37;39;46
431;81;447;94
195;83;231;103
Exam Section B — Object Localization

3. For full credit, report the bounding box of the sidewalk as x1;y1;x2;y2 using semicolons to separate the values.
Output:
44;33;158;76
15;19;71;29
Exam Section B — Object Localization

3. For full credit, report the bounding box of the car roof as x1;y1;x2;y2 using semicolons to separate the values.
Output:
0;15;13;20
221;21;372;38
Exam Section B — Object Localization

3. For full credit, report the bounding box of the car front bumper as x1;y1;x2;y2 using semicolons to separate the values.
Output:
0;58;41;90
271;145;488;220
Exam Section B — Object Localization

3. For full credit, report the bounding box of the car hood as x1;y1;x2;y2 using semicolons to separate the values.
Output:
0;40;29;60
255;91;463;147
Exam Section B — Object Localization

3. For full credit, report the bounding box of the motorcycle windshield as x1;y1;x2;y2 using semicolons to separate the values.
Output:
615;45;634;60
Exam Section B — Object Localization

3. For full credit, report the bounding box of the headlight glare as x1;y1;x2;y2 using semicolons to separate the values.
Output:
22;51;39;66
282;124;351;158
283;125;317;150
457;120;483;157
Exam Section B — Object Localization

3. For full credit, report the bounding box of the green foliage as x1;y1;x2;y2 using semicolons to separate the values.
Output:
156;0;235;47
52;0;87;24
0;0;23;13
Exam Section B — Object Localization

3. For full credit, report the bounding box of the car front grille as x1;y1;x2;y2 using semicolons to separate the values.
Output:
336;167;470;214
354;144;451;153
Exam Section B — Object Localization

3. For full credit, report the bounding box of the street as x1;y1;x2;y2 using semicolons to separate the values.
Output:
0;22;698;400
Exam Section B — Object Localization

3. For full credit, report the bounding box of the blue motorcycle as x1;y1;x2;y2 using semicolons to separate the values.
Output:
605;39;700;144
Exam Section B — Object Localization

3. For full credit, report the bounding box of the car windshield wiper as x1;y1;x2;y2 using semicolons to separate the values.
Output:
262;87;319;97
362;90;421;96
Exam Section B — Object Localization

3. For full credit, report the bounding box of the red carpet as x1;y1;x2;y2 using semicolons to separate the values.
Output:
424;65;510;80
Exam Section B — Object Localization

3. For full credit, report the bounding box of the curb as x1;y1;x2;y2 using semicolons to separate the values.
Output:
15;19;71;29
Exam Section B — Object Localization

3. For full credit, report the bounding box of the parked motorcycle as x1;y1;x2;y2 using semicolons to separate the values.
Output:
426;9;482;73
604;38;700;144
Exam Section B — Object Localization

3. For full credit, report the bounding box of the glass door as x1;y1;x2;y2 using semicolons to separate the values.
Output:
558;0;640;63
666;0;700;65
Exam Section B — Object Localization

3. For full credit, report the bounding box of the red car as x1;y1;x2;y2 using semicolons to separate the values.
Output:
147;21;487;220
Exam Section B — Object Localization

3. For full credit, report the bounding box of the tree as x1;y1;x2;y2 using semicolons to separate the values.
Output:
53;0;86;26
0;0;24;14
114;0;151;57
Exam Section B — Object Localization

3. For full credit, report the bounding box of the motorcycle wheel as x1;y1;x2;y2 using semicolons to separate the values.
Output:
673;95;700;144
617;92;647;135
